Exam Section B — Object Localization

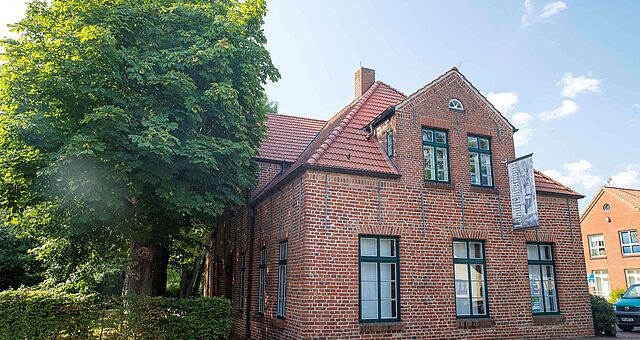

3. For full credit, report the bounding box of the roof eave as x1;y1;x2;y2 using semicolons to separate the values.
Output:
364;106;396;132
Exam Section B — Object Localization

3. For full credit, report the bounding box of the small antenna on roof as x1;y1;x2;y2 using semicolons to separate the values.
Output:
458;61;463;69
360;60;362;67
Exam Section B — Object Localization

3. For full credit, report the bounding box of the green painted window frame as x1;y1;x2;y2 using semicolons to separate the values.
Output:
527;242;560;315
422;127;450;183
453;239;489;318
239;254;246;310
277;241;288;319
358;235;401;323
468;135;494;188
387;130;394;158
257;248;266;314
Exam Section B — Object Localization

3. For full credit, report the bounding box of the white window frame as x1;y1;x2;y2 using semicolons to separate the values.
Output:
593;270;611;300
626;269;640;288
277;241;288;318
258;248;266;314
588;234;606;258
449;98;464;110
620;230;640;255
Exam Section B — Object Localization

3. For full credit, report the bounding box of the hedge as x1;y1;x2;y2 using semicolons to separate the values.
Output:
0;289;231;339
591;294;617;336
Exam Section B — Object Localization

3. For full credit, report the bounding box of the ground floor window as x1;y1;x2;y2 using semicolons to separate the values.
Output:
277;241;287;318
359;235;400;322
453;240;488;317
527;243;559;314
239;254;246;310
626;269;640;287
593;270;611;299
258;248;266;314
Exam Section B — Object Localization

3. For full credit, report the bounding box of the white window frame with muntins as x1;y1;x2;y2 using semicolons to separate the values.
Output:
448;98;464;110
620;230;640;255
593;270;611;300
626;269;640;287
588;234;606;258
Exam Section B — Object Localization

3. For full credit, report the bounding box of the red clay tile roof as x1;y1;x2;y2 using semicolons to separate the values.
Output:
253;76;582;202
533;170;584;198
258;113;326;162
606;186;640;210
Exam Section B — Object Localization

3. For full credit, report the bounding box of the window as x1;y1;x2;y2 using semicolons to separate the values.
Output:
449;99;464;110
588;234;606;258
620;230;640;255
593;270;611;300
527;243;559;314
626;269;640;287
603;203;611;212
422;128;449;183
387;130;394;158
277;241;287;318
453;240;488;318
468;136;493;187
359;236;400;322
239;254;246;310
258;248;267;314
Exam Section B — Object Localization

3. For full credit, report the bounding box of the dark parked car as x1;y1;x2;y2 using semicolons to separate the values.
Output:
614;284;640;332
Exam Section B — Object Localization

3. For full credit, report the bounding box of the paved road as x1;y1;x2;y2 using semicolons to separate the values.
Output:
579;326;640;339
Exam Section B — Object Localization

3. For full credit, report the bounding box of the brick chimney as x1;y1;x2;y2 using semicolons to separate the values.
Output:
354;67;375;97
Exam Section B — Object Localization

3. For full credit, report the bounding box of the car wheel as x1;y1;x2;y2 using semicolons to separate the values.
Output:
619;325;635;332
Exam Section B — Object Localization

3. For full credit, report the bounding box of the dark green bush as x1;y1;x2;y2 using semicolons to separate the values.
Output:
591;294;617;336
0;289;231;339
0;288;97;339
124;296;231;339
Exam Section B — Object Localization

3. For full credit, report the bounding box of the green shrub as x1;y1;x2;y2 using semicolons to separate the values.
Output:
609;288;626;304
0;288;97;339
123;296;231;339
591;294;617;336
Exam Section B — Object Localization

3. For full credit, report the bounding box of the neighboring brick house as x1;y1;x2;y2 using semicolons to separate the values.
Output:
581;186;640;299
204;67;594;339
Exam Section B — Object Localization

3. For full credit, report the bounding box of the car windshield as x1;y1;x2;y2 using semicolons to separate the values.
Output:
623;286;640;298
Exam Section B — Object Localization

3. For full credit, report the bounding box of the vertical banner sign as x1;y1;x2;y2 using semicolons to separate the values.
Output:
508;154;539;230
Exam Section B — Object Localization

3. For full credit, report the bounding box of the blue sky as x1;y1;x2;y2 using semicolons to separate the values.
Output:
1;1;638;212
262;0;639;211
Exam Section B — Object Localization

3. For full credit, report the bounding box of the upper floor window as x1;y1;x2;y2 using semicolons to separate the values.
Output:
423;128;449;183
620;230;640;255
588;234;606;258
453;240;488;318
359;235;400;322
449;99;464;110
386;130;394;158
527;243;559;314
468;136;493;187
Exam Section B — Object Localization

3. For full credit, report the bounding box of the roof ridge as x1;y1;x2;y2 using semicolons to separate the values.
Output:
376;80;408;97
534;169;568;188
307;81;382;165
604;186;640;193
267;112;327;123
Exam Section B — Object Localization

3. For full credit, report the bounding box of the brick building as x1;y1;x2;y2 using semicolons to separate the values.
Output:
581;186;640;299
204;67;594;339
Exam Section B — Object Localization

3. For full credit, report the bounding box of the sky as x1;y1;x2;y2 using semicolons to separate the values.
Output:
1;0;638;212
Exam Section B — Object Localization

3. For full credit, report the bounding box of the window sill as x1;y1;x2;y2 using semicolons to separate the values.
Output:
589;256;607;260
622;253;640;258
532;314;565;325
252;313;265;323
457;318;495;329
271;317;286;329
359;322;404;334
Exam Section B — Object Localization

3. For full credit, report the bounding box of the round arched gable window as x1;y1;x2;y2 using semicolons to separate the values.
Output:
448;99;464;111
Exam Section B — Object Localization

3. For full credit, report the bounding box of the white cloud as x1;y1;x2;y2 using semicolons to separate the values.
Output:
540;1;568;18
558;72;601;98
521;0;567;26
521;0;534;26
543;160;602;189
633;104;640;110
609;166;640;188
486;91;518;115
512;111;533;126
539;100;579;120
514;127;535;147
511;112;534;147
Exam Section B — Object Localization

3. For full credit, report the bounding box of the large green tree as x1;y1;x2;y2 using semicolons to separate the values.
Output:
0;0;278;296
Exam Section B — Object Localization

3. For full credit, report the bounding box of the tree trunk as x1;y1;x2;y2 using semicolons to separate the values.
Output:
178;253;206;298
122;240;169;297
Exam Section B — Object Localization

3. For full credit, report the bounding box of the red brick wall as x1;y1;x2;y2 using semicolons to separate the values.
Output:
204;72;594;339
581;189;640;294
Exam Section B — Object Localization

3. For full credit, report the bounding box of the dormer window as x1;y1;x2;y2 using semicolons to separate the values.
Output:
448;99;464;111
386;130;394;158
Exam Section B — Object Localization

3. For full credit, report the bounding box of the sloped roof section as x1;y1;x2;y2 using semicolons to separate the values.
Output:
534;170;584;198
258;113;326;162
606;187;640;210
